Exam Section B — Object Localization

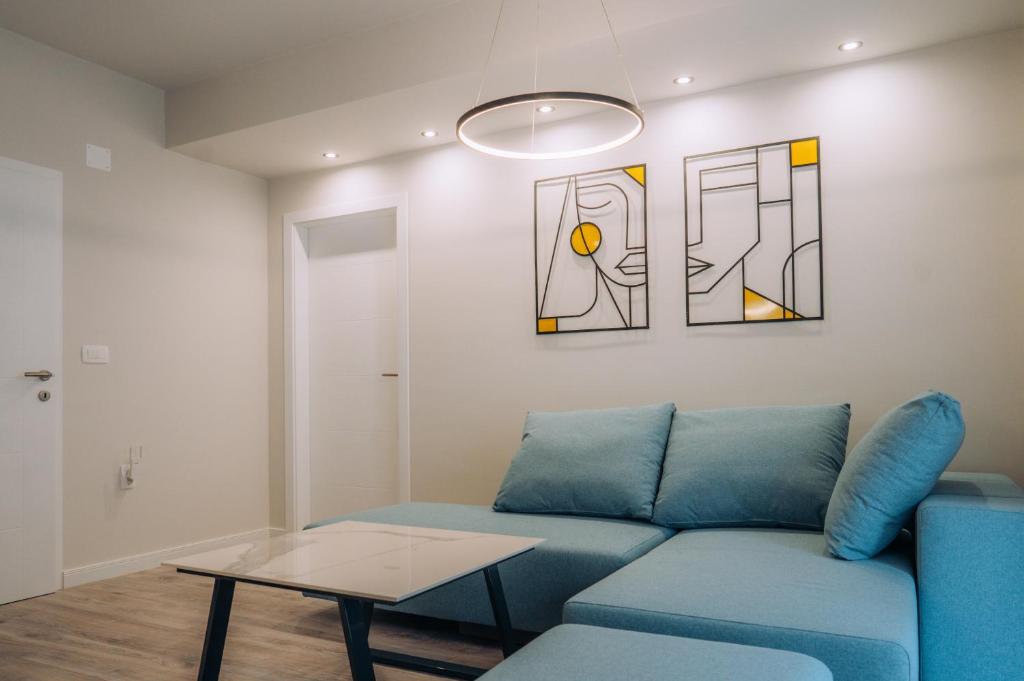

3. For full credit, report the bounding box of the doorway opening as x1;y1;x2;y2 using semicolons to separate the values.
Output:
283;195;410;531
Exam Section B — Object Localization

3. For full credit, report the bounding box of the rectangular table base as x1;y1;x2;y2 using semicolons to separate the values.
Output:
191;564;516;681
370;649;487;680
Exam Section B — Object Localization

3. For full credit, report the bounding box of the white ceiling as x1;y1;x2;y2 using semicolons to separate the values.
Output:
0;0;1020;177
0;0;457;89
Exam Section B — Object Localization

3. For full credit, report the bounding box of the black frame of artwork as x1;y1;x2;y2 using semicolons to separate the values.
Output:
684;136;825;327
533;163;650;335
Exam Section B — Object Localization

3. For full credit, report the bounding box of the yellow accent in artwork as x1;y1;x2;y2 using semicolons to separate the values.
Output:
570;222;602;256
623;165;645;186
790;139;818;167
744;288;802;321
537;317;558;333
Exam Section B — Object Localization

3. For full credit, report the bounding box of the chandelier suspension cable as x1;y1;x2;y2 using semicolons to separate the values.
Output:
532;0;542;93
530;0;542;150
598;0;640;108
474;0;508;107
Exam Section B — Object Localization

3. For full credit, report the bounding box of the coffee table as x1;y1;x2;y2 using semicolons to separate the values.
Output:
164;521;543;681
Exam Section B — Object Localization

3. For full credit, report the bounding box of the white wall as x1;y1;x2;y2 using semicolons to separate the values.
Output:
0;28;271;570
6;24;1014;548
268;29;1024;523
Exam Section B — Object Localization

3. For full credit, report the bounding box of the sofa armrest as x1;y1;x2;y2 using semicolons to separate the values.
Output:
915;472;1024;681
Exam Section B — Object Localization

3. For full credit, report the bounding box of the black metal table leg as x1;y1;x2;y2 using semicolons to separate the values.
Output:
339;597;376;681
483;564;515;658
370;649;485;680
197;578;235;681
342;594;486;680
332;562;521;680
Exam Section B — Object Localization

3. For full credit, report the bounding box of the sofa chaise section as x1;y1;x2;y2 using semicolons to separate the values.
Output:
563;528;919;681
307;502;675;631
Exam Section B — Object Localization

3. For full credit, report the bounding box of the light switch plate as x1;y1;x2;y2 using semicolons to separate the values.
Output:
86;144;111;172
81;345;110;364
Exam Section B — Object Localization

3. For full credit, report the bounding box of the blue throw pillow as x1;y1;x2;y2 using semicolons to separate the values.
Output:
652;404;851;530
493;403;676;520
825;391;965;560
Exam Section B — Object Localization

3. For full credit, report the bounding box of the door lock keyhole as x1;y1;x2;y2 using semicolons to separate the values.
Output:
38;390;50;402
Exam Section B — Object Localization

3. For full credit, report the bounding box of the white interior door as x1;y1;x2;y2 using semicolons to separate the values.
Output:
307;209;398;521
0;157;62;604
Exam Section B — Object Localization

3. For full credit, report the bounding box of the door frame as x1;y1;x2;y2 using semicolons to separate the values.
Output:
0;155;63;594
283;194;410;532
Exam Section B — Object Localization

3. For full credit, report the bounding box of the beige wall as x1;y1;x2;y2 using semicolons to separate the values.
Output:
267;30;1024;525
0;29;270;569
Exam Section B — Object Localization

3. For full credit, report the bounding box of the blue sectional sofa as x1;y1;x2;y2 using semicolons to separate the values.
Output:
309;501;674;631
310;472;1024;681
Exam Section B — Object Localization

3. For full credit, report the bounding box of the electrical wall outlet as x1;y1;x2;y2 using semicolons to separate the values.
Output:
119;463;135;489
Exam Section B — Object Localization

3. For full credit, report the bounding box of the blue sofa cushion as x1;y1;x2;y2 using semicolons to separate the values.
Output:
494;403;676;519
563;529;918;681
826;391;965;560
653;404;850;530
307;502;675;631
479;624;832;681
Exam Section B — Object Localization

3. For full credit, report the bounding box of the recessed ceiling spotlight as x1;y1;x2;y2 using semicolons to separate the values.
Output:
673;75;694;85
322;151;338;159
420;129;438;138
536;104;556;113
838;40;863;52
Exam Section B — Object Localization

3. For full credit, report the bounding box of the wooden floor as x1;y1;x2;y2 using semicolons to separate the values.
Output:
0;567;503;681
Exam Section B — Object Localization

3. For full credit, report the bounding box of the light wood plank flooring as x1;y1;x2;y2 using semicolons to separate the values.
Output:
0;566;503;681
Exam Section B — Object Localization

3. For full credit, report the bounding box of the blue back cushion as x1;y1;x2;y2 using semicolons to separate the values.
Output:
494;403;676;520
652;404;851;530
826;391;965;560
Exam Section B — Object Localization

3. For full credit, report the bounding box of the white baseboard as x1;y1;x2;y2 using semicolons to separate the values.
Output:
62;527;285;589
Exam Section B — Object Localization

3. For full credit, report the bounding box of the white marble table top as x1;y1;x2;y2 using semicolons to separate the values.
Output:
163;521;544;603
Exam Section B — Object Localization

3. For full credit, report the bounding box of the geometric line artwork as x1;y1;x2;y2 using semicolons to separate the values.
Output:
534;164;649;334
683;137;824;326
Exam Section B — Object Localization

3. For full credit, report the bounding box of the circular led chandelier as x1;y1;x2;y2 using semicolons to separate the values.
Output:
456;0;644;160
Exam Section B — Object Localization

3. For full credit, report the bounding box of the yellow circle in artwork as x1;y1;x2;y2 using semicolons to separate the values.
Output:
570;222;602;256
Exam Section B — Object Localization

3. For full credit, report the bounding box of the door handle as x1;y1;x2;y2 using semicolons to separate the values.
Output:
380;372;398;377
24;370;53;381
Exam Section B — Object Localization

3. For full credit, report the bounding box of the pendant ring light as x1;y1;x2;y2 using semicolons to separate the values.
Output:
456;0;644;160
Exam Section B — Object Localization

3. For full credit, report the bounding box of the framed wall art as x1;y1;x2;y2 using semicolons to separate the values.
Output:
534;164;648;334
684;137;823;326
